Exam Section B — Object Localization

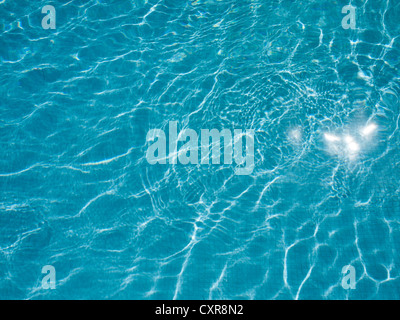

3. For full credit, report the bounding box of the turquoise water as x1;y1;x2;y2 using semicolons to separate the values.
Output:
1;0;400;299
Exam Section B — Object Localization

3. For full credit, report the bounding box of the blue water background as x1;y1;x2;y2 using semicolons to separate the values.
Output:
1;0;400;299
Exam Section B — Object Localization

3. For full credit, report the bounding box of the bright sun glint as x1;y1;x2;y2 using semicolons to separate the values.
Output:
324;133;340;142
344;135;360;153
360;123;377;137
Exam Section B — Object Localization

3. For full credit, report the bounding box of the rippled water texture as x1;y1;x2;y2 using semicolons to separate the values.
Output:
1;0;400;299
